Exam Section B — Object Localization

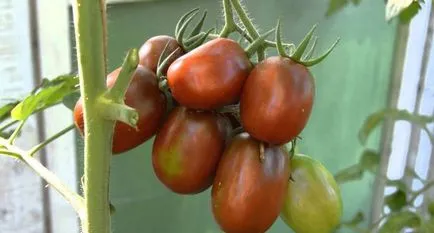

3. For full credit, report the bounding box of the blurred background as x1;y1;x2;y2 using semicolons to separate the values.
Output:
0;0;433;232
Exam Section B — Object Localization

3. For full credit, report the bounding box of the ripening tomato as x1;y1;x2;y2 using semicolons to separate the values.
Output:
74;65;166;154
212;133;290;233
281;154;342;233
138;35;184;75
240;56;315;145
167;38;252;110
152;106;231;194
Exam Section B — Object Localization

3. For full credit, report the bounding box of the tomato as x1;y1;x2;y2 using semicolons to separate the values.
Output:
240;56;315;145
167;38;252;110
74;65;166;154
281;154;342;233
138;35;184;75
152;106;230;194
211;133;290;233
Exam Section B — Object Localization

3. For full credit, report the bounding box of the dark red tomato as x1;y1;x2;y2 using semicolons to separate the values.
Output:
74;65;166;154
167;38;252;110
152;106;231;194
138;35;184;75
212;133;291;233
240;56;315;145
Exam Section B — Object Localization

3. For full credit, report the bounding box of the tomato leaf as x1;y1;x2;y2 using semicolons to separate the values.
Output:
326;0;349;16
342;211;365;226
384;190;407;212
398;1;422;24
62;91;81;111
359;150;380;174
385;0;420;22
426;201;434;218
0;101;19;121
386;179;409;193
358;108;434;145
378;211;421;233
334;164;364;184
11;75;79;120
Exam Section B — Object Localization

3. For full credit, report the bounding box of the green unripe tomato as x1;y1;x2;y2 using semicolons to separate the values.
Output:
281;154;343;233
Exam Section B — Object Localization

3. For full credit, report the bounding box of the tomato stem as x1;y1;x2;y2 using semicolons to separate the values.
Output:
0;137;85;217
72;0;114;232
108;48;139;101
97;97;139;128
229;0;266;60
29;124;75;156
245;29;275;58
7;119;26;144
0;119;19;132
219;0;236;37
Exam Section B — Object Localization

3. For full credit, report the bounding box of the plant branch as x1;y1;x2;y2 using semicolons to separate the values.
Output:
409;181;434;203
229;0;259;39
8;120;26;144
97;97;138;128
29;124;75;156
229;0;265;60
0;149;20;158
107;48;139;101
0;138;84;216
0;120;18;132
219;0;237;37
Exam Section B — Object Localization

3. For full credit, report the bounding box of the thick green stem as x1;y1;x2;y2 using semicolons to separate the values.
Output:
72;0;112;232
29;124;75;156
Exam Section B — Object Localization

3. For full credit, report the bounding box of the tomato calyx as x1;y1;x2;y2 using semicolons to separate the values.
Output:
174;8;214;52
275;20;340;67
245;28;276;58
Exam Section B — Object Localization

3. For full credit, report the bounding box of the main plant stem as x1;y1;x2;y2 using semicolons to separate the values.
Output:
72;0;112;232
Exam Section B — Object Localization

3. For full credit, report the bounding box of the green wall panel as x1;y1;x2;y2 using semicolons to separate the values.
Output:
73;0;397;232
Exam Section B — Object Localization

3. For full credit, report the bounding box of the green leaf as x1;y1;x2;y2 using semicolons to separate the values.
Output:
62;91;81;111
385;0;419;22
427;200;434;217
359;150;380;173
326;0;349;16
11;75;79;120
358;108;434;145
378;211;421;233
399;1;422;24
0;101;19;121
334;164;364;184
384;190;407;212
342;211;365;226
386;179;409;193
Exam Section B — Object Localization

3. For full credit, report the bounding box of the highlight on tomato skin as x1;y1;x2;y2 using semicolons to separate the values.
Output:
151;106;231;194
166;38;252;110
138;35;184;75
73;65;166;154
240;56;315;145
211;132;291;233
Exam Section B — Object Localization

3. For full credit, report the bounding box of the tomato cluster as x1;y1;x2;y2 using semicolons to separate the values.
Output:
74;3;342;232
